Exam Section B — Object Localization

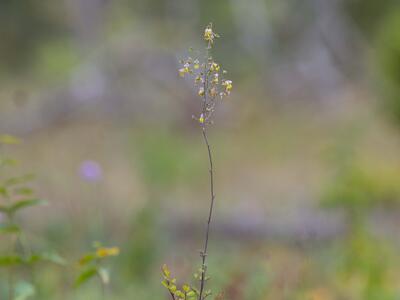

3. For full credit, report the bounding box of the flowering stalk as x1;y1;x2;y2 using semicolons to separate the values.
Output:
163;23;233;300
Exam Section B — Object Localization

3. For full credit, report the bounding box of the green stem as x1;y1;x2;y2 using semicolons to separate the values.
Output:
8;266;14;300
7;214;15;300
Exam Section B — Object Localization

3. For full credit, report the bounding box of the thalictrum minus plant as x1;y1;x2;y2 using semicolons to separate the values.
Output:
162;23;233;300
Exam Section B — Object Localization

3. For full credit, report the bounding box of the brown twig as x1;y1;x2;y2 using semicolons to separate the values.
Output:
198;125;215;300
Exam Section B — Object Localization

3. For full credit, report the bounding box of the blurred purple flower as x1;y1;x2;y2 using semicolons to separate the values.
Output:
79;160;103;182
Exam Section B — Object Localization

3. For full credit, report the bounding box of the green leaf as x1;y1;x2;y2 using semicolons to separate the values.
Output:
175;290;185;298
0;223;20;234
26;255;41;264
162;264;171;278
191;287;200;295
0;186;8;198
0;199;47;216
40;252;67;266
78;253;96;266
75;267;98;287
161;279;169;289
24;252;66;266
187;290;196;297
14;281;35;300
0;255;23;267
0;158;18;168
4;174;35;187
13;187;34;196
0;135;21;145
169;285;177;293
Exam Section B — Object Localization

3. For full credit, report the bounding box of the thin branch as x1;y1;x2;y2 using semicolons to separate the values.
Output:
198;125;215;300
167;278;176;300
169;290;177;300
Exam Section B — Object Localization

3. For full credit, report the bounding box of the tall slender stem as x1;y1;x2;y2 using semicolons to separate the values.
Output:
198;126;215;300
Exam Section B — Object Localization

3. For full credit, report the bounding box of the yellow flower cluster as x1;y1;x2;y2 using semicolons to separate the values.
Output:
178;23;233;126
204;23;219;45
178;62;191;77
210;62;220;72
222;80;233;95
96;247;120;258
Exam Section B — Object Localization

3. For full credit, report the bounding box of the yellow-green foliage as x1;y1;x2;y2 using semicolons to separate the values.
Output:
162;264;200;300
0;134;65;299
75;242;120;288
323;162;400;211
0;134;121;298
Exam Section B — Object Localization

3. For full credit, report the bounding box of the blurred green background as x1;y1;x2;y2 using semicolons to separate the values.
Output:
2;0;400;299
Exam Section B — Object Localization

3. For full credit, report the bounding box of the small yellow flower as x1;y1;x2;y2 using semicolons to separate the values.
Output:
222;80;233;94
198;87;205;96
204;23;219;44
179;67;188;77
210;62;220;72
193;59;200;69
96;247;120;258
199;114;205;124
204;27;213;42
178;62;191;77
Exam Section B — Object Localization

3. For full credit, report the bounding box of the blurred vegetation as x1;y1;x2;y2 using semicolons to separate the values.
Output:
1;0;400;299
0;1;67;74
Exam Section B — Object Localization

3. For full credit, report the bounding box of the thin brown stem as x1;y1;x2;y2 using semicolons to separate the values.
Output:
201;47;210;116
169;290;177;300
198;126;215;300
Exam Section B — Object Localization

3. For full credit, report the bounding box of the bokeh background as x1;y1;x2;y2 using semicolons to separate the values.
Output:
1;0;400;299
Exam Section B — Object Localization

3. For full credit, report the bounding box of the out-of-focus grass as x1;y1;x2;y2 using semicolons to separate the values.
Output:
2;95;400;299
